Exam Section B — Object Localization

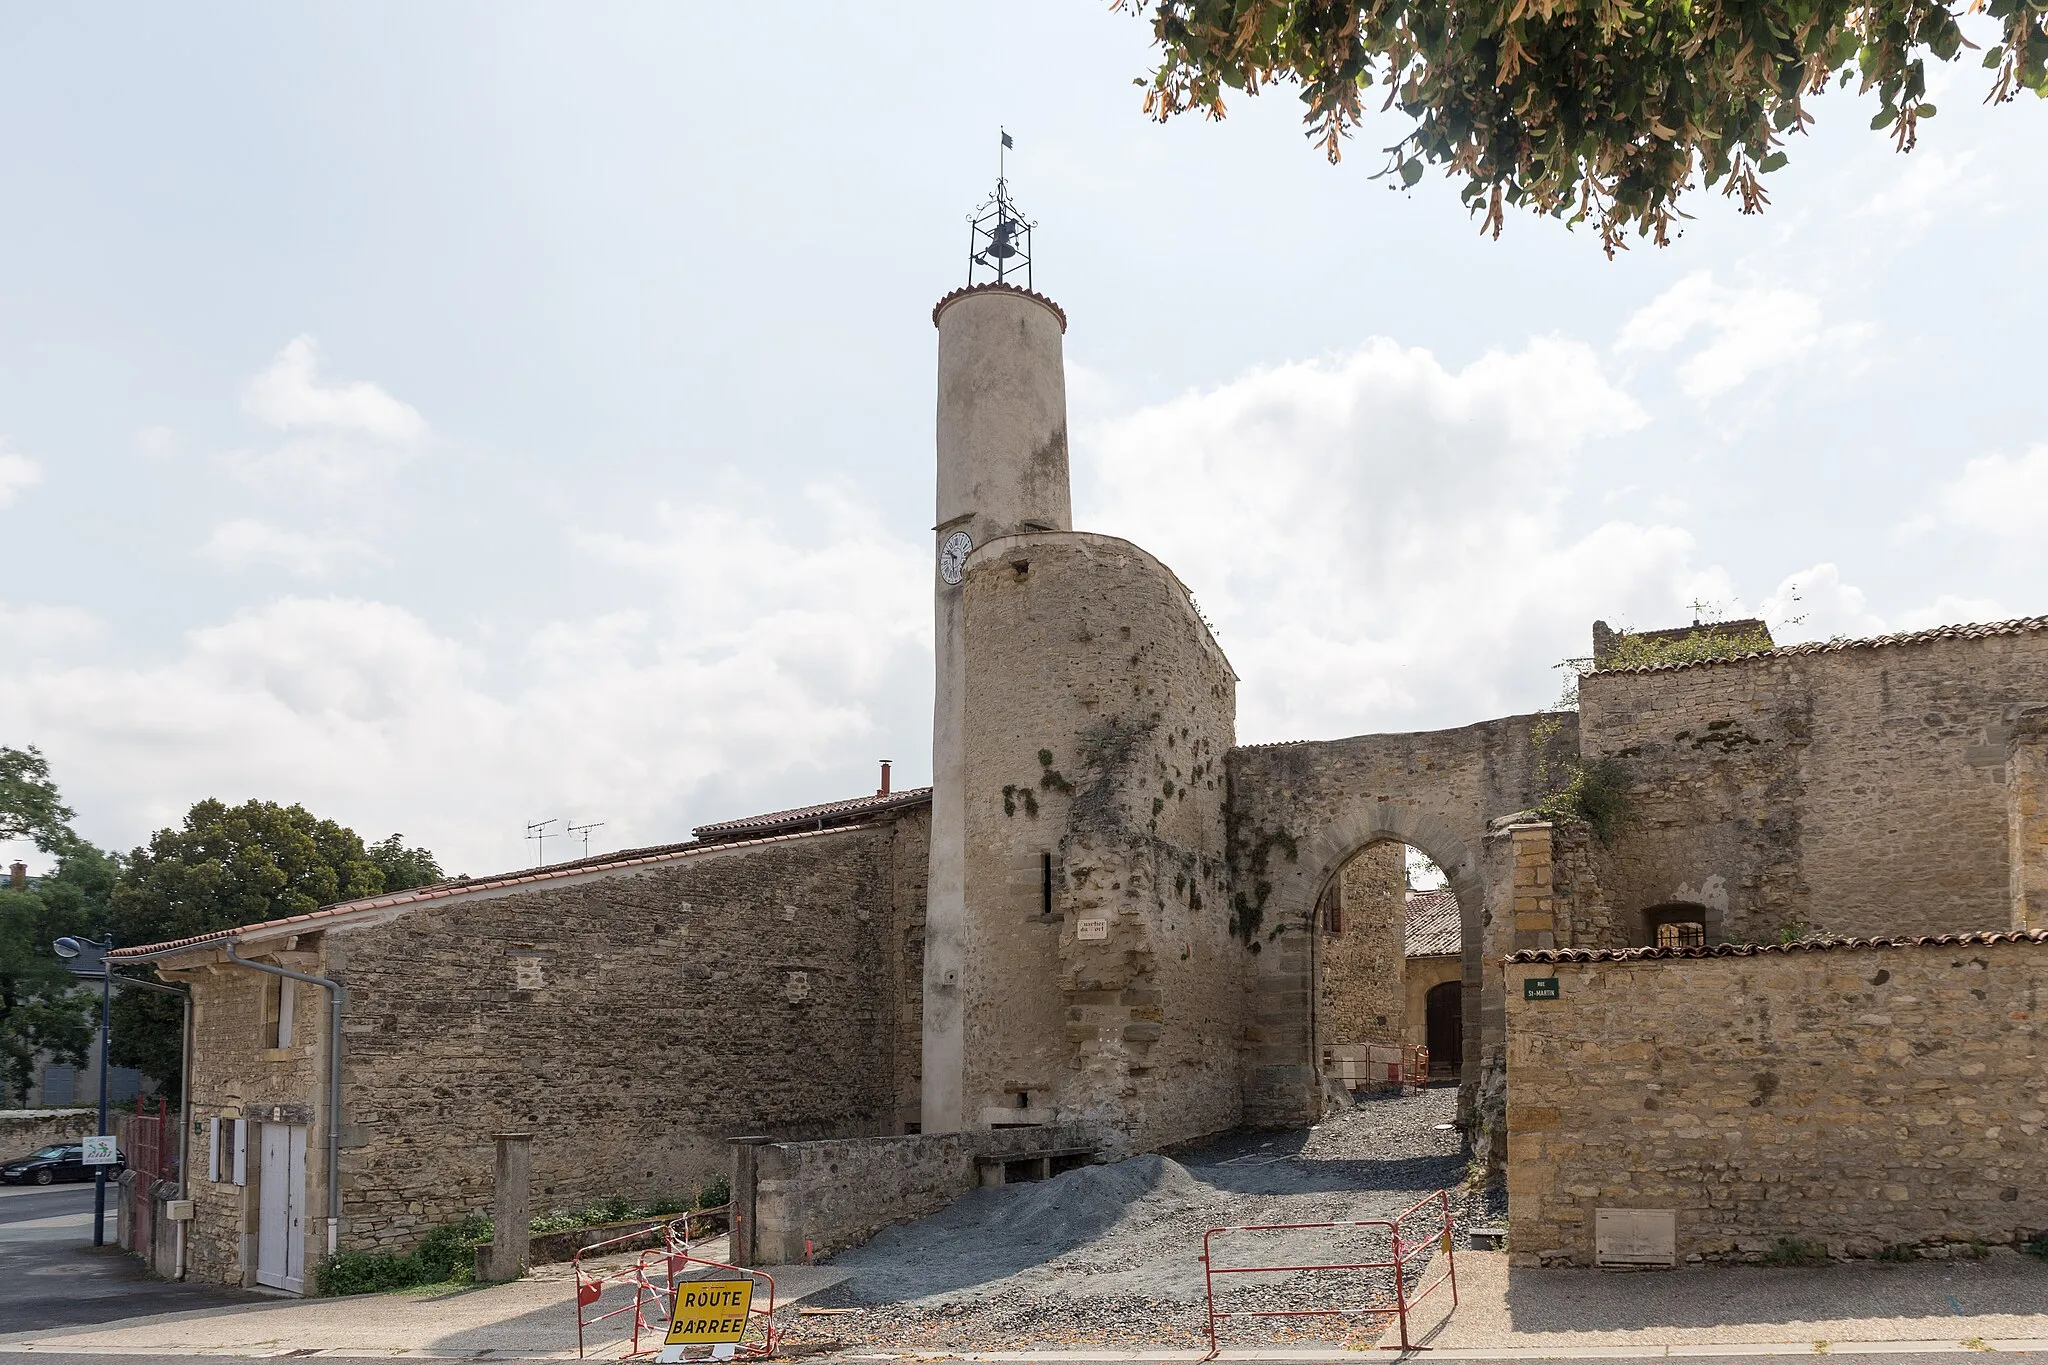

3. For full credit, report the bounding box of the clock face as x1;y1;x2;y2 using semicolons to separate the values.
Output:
939;530;973;585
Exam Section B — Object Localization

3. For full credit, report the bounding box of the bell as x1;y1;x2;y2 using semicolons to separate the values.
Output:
986;218;1018;259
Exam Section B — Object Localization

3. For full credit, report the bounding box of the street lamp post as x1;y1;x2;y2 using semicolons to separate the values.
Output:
53;933;115;1248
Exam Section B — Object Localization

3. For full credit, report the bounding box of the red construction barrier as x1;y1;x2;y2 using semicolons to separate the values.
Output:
573;1216;774;1361
1198;1188;1457;1357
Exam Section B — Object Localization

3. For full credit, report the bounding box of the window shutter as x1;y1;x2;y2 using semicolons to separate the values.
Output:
232;1119;248;1186
209;1118;221;1182
277;977;295;1049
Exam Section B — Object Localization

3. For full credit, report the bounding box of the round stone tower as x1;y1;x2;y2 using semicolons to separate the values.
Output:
924;281;1071;1134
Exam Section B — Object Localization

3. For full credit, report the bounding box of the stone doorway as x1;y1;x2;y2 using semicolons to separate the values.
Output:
1424;979;1463;1078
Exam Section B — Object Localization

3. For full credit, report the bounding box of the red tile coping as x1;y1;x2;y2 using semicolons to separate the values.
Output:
693;787;931;840
1510;929;2048;964
107;823;883;962
1589;615;2048;675
931;282;1068;333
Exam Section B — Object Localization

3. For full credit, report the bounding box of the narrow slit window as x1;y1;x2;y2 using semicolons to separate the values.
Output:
1041;852;1053;917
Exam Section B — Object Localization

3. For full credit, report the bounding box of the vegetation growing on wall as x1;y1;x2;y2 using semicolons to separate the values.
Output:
1224;817;1297;945
1600;623;1776;670
1529;715;1631;847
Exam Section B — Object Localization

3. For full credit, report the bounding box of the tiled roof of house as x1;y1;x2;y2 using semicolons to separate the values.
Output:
107;824;874;963
1405;890;1461;957
1589;616;2048;676
692;787;931;842
1509;929;2048;965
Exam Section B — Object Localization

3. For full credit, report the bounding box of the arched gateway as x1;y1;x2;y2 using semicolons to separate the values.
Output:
1225;714;1565;1129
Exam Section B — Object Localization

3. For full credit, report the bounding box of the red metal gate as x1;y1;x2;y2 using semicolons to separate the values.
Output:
1199;1188;1457;1357
574;1218;776;1360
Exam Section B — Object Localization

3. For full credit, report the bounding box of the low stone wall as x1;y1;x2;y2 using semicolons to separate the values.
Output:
746;1126;1092;1264
0;1109;95;1161
1505;933;2048;1266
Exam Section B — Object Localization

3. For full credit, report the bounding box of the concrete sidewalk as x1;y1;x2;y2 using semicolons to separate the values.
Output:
3;1249;2044;1360
0;1246;852;1360
1389;1249;2048;1354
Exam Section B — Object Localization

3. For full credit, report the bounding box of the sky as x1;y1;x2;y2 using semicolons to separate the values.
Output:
2;4;2044;879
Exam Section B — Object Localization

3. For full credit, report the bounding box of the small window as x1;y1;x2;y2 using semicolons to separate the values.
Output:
1318;881;1342;935
1655;920;1705;948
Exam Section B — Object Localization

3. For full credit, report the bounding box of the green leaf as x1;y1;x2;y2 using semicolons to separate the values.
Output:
1400;158;1424;186
1916;103;1937;117
1870;105;1898;129
1759;151;1789;171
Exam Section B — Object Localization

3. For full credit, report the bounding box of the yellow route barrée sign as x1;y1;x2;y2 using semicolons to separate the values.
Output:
665;1279;755;1345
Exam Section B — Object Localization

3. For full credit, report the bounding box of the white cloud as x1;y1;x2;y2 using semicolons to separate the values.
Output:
0;485;929;877
243;335;426;443
1856;150;1983;240
225;336;428;497
201;518;385;578
1762;562;2008;643
0;447;44;508
1079;336;1723;739
1616;271;1859;402
133;426;179;460
1903;445;2048;540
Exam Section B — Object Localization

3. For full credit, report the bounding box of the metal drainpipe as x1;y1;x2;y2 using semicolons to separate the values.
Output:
225;940;347;1258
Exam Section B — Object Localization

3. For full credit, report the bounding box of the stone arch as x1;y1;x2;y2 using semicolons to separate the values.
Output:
1244;800;1487;1130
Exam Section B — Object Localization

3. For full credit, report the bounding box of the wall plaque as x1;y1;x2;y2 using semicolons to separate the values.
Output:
1075;918;1109;941
1595;1208;1676;1267
1523;976;1560;1000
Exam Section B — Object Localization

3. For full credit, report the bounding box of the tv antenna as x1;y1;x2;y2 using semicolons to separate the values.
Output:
526;818;558;866
566;821;605;859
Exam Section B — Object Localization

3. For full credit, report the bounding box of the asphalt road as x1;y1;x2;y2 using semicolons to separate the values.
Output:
0;1183;248;1338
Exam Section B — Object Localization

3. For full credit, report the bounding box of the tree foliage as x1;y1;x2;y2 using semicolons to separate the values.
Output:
0;751;107;1106
1120;0;2048;252
0;746;80;853
108;800;439;1092
366;834;444;894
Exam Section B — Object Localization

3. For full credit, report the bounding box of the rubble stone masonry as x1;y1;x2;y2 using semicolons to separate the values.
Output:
1580;628;2048;944
165;817;926;1284
1504;936;2048;1266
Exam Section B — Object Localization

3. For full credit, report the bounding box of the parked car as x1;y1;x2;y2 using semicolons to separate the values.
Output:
0;1144;126;1185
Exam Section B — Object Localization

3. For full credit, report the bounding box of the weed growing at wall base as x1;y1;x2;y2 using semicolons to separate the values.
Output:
313;1215;491;1296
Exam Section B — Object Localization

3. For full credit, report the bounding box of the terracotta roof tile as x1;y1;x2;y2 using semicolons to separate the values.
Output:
693;787;931;840
1509;929;2048;965
1405;890;1461;957
1589;615;2048;676
108;824;878;962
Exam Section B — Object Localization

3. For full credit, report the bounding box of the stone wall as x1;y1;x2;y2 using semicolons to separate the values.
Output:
746;1124;1089;1264
2011;709;2048;932
1505;934;2048;1267
958;532;1241;1154
0;1109;95;1161
1580;625;2048;944
1316;843;1407;1053
158;816;926;1288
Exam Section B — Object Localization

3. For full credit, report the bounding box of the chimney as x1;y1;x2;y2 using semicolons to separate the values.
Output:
877;760;892;797
8;862;26;891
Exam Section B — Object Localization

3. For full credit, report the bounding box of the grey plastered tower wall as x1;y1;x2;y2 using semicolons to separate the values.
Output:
957;532;1238;1152
925;283;1072;1133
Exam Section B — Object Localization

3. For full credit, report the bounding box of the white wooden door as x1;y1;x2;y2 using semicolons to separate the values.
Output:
256;1124;308;1294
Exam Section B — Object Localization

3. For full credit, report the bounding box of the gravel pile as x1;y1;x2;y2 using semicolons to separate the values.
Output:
784;1085;1480;1352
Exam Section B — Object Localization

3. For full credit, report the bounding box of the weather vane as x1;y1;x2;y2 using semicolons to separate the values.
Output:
966;128;1034;290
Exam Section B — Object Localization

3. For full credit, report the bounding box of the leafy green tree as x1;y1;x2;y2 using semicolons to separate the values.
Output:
1121;0;2048;253
366;834;444;893
107;801;441;1092
0;746;79;854
0;748;105;1106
